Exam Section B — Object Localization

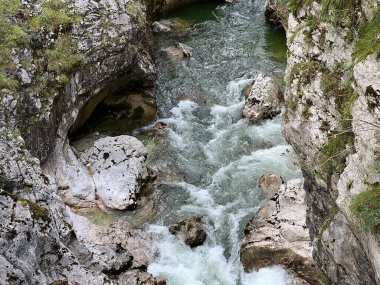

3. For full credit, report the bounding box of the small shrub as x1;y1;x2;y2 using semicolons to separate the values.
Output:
350;185;380;233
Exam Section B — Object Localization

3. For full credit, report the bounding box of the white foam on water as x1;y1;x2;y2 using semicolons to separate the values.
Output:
209;101;245;131
224;78;253;103
148;225;294;285
148;225;236;285
170;100;199;119
241;267;294;285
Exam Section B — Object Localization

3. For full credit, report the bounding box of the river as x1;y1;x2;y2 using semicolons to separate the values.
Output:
135;0;302;284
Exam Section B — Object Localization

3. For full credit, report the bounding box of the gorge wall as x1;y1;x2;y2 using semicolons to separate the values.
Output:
267;0;380;283
0;0;160;283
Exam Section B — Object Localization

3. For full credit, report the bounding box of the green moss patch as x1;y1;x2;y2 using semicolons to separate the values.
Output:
0;0;82;92
350;185;380;233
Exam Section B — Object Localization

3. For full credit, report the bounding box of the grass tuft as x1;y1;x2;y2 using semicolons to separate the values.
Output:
350;185;380;233
353;9;380;61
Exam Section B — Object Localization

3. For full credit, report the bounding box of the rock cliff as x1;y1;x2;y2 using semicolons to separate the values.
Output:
0;0;160;283
265;0;380;284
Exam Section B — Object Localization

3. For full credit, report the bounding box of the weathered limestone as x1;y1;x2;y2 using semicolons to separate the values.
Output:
169;216;207;247
273;0;380;283
0;0;161;283
152;21;171;33
241;179;326;284
264;0;288;30
74;135;154;210
242;74;283;122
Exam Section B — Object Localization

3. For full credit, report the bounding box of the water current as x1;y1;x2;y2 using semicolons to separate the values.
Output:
140;0;302;284
78;0;302;283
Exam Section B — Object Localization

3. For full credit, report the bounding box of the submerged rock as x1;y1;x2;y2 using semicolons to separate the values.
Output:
241;179;327;284
169;216;207;248
258;173;284;198
152;21;171;33
153;121;170;130
242;74;283;122
164;43;192;60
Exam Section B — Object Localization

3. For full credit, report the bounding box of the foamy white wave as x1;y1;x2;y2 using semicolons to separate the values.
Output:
148;225;236;285
240;266;294;285
224;77;253;103
209;101;245;130
170;100;199;120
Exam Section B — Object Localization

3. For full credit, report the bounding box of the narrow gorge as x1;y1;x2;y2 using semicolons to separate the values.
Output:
0;0;379;284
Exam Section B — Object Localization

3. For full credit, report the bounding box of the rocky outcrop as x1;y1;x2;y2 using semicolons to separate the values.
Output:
241;179;326;284
0;0;161;283
258;173;284;198
267;0;380;283
56;135;153;210
70;214;164;284
150;0;217;16
242;74;283;122
169;216;207;247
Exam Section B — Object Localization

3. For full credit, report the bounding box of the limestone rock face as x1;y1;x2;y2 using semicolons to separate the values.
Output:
272;0;380;283
152;21;171;33
169;216;207;248
264;0;289;30
0;0;161;283
73;135;153;210
241;179;326;284
242;74;283;122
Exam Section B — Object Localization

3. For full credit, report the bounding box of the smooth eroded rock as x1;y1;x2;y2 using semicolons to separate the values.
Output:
169;216;207;248
242;74;283;122
73;135;154;210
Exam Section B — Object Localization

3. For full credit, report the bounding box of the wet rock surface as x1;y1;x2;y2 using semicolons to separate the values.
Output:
241;179;326;284
169;216;207;247
163;43;192;60
242;74;283;122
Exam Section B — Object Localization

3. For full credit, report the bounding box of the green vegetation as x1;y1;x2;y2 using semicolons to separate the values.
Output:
320;0;358;27
318;199;339;240
350;185;380;233
0;0;82;92
125;2;147;25
0;190;51;223
308;63;358;179
375;160;380;173
288;60;324;85
317;85;357;180
288;0;313;14
288;0;359;27
353;9;380;61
